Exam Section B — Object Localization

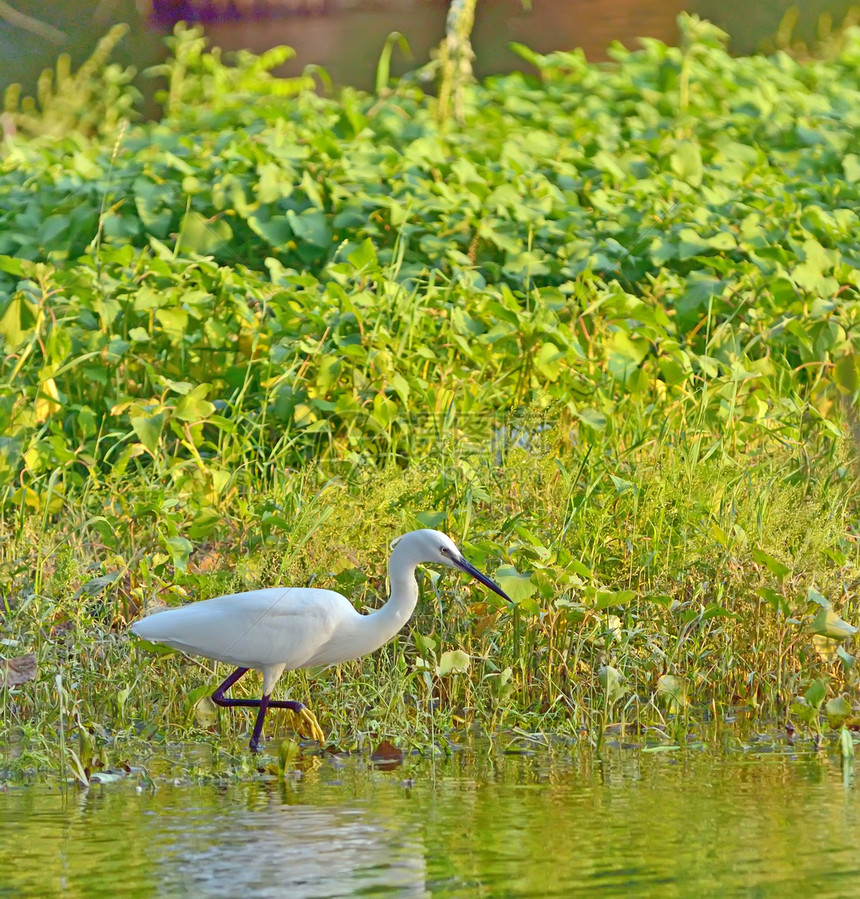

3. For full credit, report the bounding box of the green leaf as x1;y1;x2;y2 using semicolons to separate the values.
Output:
656;674;686;710
133;638;178;657
278;738;301;773
758;586;789;616
0;255;25;276
833;354;860;397
248;214;294;246
156;307;189;338
0;294;37;348
131;412;165;455
437;648;470;676
416;511;446;528
841;727;856;759
670;141;703;186
598;664;626;702
825;696;852;729
804;678;828;709
843;154;860;183
806;586;831;609
174;385;215;422
568;559;593;579
534;342;564;381
286;209;331;248
594;589;636;610
494;566;537;604
576;408;606;431
811;607;857;640
193;695;218;728
751;548;789;578
165;536;193;572
348;238;378;270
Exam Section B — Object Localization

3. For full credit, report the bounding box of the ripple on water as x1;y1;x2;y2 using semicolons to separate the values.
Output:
2;747;860;897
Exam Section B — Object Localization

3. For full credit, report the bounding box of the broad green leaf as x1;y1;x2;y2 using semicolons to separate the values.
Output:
131;412;164;455
576;408;606;431
248;214;294;246
751;548;789;578
165;536;193;572
348;237;378;270
825;696;852;729
194;695;218;728
174;385;215;421
287;209;331;248
804;678;828;709
495;566;537;604
811;607;857;640
758;586;789;616
0;295;37;348
807;587;831;609
843;154;860;183
437;649;470;676
416;511;446;528
670;141;703;185
656;674;686;710
156;307;189;338
598;665;626;702
594;589;636;610
535;342;564;381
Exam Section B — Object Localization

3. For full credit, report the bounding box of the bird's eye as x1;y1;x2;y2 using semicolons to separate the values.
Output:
439;546;448;555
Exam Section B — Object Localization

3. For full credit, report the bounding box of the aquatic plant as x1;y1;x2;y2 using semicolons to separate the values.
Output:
2;16;860;778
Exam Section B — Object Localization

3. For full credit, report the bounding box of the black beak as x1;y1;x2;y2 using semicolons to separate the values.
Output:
454;555;513;604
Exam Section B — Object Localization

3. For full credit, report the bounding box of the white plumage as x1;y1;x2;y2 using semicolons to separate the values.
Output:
131;529;510;751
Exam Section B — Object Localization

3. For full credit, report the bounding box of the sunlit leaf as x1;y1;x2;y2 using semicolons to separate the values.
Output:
437;649;470;676
804;678;828;710
598;664;626;702
594;590;636;610
131;412;164;456
751;548;789;578
825;695;852;729
495;567;537;604
811;607;857;640
656;674;686;711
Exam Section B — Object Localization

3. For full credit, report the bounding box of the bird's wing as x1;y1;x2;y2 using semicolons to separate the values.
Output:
131;587;351;670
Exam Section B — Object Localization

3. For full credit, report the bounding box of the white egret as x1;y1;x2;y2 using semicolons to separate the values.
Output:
131;529;511;752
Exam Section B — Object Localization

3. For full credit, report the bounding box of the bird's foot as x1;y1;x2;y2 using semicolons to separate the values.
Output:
290;706;325;743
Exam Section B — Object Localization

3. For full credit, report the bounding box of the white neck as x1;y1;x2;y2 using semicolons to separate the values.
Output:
351;544;421;656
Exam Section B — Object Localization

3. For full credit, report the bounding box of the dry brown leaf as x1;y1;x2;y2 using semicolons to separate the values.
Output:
371;740;404;770
0;653;37;687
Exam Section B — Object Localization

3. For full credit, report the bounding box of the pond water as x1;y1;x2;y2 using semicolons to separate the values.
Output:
2;742;859;897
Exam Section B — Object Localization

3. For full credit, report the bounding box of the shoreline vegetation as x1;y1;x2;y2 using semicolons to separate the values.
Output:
2;14;860;780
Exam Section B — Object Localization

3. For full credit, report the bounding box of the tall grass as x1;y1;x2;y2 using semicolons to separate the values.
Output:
3;16;860;778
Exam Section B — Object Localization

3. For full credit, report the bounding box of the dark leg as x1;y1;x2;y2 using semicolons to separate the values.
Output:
211;667;250;705
211;667;309;752
250;694;270;753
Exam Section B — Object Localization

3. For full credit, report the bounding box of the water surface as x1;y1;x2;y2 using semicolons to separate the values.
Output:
2;744;859;896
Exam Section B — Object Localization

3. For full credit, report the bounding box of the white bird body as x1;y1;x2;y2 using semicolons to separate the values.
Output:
132;584;417;692
131;529;510;751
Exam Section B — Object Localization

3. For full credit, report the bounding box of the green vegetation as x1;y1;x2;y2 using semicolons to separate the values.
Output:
2;15;860;780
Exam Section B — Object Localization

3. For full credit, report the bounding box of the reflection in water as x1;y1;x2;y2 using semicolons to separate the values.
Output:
2;747;860;896
159;800;428;897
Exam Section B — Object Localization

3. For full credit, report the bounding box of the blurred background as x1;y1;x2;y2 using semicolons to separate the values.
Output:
0;0;858;107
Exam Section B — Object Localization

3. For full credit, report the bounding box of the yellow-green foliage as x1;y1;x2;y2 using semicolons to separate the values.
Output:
3;17;860;778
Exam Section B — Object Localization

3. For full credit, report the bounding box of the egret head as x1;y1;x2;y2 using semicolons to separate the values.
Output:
391;529;512;604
